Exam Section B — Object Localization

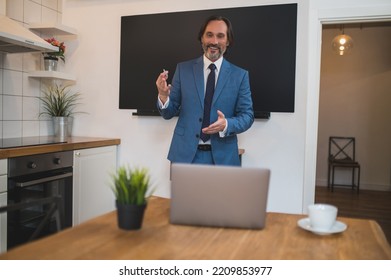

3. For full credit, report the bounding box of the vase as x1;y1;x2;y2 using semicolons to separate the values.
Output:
116;201;147;230
52;116;73;141
44;57;58;71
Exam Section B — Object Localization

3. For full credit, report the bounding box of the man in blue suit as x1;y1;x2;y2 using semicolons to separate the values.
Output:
156;15;254;166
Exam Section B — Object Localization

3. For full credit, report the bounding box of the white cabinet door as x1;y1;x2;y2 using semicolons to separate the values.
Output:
0;192;7;254
73;146;118;225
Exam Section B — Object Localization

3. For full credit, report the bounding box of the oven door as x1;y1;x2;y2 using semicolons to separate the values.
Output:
0;192;6;253
7;168;73;249
0;159;8;253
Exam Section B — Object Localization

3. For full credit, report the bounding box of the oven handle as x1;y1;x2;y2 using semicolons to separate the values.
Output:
15;172;73;188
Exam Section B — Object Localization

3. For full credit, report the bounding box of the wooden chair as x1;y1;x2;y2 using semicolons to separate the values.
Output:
327;136;360;193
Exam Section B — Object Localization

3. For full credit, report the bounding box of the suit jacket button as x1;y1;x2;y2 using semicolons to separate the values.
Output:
196;134;200;138
199;118;202;122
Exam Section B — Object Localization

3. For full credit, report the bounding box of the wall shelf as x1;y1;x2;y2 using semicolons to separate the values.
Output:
28;71;76;82
29;23;78;38
27;23;78;83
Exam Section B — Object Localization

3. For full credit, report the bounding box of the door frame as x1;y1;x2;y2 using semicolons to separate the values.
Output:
302;4;391;213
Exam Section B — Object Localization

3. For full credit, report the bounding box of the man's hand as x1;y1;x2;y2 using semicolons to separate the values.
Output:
202;110;226;135
156;69;171;104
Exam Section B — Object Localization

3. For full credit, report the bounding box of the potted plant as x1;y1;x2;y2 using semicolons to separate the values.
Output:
42;37;66;71
39;83;83;139
110;165;153;230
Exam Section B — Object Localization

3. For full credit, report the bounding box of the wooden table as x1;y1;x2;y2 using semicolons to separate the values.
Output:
1;197;390;260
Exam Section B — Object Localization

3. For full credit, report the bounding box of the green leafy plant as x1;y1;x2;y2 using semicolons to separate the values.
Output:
110;166;153;205
39;84;82;117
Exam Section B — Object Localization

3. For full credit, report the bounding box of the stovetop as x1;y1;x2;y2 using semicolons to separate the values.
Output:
0;136;67;149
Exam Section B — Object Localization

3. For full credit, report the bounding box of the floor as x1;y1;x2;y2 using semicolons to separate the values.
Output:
315;186;391;244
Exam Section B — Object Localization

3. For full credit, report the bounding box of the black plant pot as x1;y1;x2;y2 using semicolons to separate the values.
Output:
116;201;147;230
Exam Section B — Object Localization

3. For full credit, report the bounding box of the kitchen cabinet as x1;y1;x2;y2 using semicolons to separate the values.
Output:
0;159;7;254
73;146;118;225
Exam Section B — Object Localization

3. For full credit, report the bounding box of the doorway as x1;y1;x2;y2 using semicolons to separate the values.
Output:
316;22;391;193
314;21;391;241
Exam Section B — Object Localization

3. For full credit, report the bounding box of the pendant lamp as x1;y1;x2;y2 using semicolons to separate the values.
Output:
332;26;354;55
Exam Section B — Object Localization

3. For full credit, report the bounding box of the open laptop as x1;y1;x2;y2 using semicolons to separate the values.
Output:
170;163;271;229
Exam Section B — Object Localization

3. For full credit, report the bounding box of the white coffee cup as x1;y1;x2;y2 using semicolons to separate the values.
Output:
308;204;338;230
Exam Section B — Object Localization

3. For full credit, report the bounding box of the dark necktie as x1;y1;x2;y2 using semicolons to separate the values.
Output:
200;63;216;142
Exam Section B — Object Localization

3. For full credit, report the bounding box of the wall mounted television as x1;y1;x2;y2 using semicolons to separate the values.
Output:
119;4;297;119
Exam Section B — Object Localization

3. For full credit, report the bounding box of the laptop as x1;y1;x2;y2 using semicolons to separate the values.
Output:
170;163;271;229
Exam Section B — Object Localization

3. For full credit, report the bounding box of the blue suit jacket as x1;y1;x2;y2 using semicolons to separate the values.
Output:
158;56;254;166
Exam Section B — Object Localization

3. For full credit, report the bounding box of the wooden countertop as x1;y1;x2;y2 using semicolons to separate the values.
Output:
1;196;390;260
0;136;121;159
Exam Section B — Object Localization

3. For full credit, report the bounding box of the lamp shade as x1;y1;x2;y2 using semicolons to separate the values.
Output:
332;34;354;55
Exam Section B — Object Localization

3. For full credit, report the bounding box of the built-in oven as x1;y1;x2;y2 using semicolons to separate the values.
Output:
0;159;7;253
7;151;73;250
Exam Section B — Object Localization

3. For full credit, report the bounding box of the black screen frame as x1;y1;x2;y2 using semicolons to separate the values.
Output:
119;4;297;119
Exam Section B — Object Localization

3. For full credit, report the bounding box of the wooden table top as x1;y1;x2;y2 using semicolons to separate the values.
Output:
0;136;121;159
1;196;390;260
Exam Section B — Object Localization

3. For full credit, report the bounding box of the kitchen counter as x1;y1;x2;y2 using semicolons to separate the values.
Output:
0;136;121;159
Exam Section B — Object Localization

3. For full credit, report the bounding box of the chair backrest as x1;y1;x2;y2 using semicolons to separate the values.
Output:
328;136;356;162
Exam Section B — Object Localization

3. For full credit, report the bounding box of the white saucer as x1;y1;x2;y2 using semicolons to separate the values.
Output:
297;218;347;235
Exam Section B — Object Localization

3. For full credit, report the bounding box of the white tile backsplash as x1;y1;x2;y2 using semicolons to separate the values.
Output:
42;0;57;10
23;52;41;72
3;53;23;71
23;73;41;97
40;119;53;135
3;95;23;120
42;5;57;23
3;121;22;138
6;0;24;21
0;68;2;94
1;0;63;139
57;10;62;23
3;70;23;96
24;0;42;24
57;0;62;13
23;120;40;136
23;96;40;120
0;95;2;121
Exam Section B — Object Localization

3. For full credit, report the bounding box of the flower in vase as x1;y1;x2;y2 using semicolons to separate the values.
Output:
43;37;66;62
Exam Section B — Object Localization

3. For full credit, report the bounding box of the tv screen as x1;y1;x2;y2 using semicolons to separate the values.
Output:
119;4;297;118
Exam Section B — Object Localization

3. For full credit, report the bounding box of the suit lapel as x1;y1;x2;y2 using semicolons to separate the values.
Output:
193;57;204;109
213;59;231;104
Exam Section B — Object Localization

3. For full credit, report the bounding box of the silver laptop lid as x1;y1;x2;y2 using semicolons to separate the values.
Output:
170;163;270;229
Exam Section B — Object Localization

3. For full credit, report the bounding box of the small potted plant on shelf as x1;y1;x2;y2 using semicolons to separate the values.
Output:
110;165;154;230
39;83;83;140
42;37;66;71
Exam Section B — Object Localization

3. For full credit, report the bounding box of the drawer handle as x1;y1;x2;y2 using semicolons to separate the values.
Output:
15;172;73;188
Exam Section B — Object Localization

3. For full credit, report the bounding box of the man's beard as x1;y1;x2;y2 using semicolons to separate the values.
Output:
202;43;226;61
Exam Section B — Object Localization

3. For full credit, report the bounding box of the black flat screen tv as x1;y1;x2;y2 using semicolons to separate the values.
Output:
119;4;297;118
